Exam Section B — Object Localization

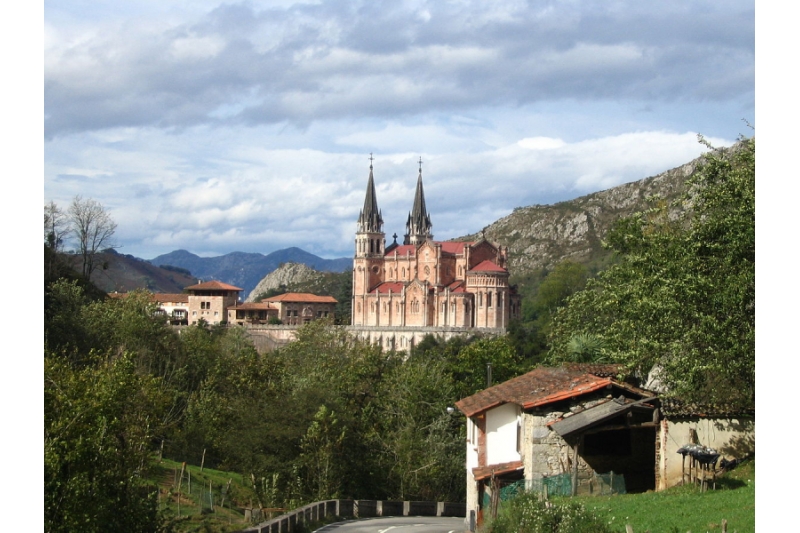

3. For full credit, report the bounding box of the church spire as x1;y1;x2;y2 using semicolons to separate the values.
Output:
357;154;383;233
404;157;433;245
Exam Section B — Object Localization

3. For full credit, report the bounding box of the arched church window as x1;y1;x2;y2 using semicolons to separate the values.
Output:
487;292;492;308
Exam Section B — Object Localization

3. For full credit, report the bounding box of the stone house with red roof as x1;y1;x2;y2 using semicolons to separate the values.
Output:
185;280;243;325
352;159;521;342
455;364;755;528
227;293;337;326
262;292;337;325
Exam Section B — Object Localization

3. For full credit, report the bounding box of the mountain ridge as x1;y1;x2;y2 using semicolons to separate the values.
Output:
149;246;351;297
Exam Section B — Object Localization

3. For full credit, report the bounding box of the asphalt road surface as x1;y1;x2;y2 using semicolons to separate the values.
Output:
313;516;466;533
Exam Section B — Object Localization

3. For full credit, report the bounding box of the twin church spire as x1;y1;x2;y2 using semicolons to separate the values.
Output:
404;157;433;245
356;155;433;253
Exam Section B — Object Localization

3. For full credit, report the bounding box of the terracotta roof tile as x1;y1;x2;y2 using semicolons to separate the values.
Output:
152;293;189;303
563;363;625;378
385;245;417;257
472;460;524;481
229;302;274;310
469;260;507;273
440;241;473;254
371;282;406;294
264;292;338;303
659;398;755;418
455;366;648;418
185;280;243;291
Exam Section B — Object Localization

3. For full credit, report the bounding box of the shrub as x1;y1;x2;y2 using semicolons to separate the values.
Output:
484;493;614;533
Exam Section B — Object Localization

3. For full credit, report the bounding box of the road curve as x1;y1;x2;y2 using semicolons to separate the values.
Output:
313;516;466;533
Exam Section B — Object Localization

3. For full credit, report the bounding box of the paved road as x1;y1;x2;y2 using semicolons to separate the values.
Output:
313;516;466;533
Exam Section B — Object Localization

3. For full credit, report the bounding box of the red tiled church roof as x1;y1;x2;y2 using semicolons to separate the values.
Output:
440;241;473;254
385;245;417;257
371;282;406;294
469;260;507;273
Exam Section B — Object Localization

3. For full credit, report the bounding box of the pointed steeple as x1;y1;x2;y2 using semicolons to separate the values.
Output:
404;157;433;245
357;155;383;233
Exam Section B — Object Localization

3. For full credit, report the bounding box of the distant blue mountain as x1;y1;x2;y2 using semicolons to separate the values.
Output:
150;247;351;297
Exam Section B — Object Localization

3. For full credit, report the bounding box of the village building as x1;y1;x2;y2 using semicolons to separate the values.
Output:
226;302;277;325
259;292;337;325
352;159;521;334
455;364;755;529
108;291;190;325
152;293;189;325
185;280;243;325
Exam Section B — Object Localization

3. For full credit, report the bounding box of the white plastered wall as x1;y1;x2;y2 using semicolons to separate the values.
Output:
486;403;521;466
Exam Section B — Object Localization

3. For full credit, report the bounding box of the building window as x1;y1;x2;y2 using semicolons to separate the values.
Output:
487;292;492;308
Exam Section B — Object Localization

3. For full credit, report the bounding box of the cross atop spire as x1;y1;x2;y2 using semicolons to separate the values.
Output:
404;159;433;245
357;156;383;234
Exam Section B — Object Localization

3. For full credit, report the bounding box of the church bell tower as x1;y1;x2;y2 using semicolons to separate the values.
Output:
353;156;386;325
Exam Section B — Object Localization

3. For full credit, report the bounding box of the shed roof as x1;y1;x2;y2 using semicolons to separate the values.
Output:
455;366;648;418
472;460;524;482
549;396;657;438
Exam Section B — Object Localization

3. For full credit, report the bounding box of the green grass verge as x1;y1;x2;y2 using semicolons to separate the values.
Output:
152;458;263;532
552;458;755;533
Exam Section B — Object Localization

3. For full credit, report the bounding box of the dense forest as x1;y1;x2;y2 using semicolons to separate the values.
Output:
44;136;754;532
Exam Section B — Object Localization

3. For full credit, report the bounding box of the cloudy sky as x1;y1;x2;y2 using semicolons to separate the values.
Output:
43;0;754;260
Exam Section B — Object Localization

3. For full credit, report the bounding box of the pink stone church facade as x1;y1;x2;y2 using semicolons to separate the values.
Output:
351;160;521;331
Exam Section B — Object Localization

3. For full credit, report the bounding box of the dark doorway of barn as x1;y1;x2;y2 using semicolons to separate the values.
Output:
581;426;656;493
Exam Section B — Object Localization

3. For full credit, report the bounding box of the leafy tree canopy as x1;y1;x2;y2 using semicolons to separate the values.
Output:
548;136;754;410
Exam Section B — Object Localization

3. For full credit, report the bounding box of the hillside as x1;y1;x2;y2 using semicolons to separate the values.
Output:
60;249;196;294
458;149;707;284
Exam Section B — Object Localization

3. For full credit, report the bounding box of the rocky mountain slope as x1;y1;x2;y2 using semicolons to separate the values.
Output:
458;150;707;281
245;263;320;302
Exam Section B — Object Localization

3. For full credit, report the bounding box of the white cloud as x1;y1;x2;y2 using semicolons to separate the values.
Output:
169;34;226;61
44;0;753;259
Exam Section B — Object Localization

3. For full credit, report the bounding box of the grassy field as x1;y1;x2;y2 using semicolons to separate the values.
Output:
152;458;263;532
552;458;755;533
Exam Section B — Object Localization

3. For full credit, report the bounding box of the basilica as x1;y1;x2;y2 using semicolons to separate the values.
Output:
352;159;521;331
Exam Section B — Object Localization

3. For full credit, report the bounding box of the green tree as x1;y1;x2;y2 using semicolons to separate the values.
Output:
45;353;167;532
548;136;755;409
376;353;464;501
299;405;346;500
452;335;525;398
